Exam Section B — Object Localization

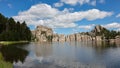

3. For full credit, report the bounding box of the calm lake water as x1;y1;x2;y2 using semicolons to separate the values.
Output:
0;42;120;68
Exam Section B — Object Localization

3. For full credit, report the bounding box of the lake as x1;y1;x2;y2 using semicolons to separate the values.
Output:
0;42;120;68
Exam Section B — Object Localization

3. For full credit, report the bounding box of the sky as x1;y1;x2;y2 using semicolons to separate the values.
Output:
0;0;120;34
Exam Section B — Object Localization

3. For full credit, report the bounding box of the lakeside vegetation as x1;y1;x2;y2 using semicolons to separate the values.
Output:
0;13;31;67
87;25;120;40
0;13;31;41
93;26;120;39
0;41;29;45
0;53;13;68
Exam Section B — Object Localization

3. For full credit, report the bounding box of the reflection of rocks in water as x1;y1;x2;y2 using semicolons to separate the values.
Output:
91;41;117;48
35;42;53;57
0;45;28;63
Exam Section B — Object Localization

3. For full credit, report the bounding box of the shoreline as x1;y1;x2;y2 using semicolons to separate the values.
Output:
0;41;29;45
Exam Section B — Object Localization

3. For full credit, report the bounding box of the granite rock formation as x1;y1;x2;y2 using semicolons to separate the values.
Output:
34;25;53;42
58;34;66;42
52;34;59;42
33;25;120;43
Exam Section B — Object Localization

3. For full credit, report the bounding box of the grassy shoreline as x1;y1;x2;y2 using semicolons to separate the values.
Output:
0;53;13;68
0;41;29;45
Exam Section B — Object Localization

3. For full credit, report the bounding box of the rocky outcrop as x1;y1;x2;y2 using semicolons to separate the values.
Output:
66;33;93;42
52;34;59;42
34;25;120;43
35;25;53;42
34;25;104;42
65;35;70;41
58;34;66;42
91;25;104;33
66;34;76;41
115;36;120;45
95;36;102;41
75;33;82;41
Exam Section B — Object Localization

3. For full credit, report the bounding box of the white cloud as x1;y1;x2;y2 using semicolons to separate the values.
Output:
78;24;95;29
60;0;104;6
61;0;90;5
13;3;113;29
90;0;96;6
77;22;120;31
54;2;64;7
103;22;120;29
116;14;120;18
99;0;105;4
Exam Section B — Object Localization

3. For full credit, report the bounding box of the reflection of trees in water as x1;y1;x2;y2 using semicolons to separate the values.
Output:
0;45;28;63
91;41;118;58
92;41;117;49
0;52;3;60
0;52;13;68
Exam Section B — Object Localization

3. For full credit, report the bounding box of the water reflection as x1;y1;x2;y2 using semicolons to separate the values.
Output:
0;45;29;63
35;42;53;57
0;42;120;68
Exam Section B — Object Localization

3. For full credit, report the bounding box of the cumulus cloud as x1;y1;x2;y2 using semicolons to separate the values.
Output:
61;0;90;5
90;0;96;6
78;24;95;29
77;22;120;31
99;0;105;4
59;0;105;6
54;2;64;7
116;13;120;18
13;3;112;28
103;22;120;29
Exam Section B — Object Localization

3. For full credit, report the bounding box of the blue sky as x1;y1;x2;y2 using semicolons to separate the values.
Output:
0;0;120;34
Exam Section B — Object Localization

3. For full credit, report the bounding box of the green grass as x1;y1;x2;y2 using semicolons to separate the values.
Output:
0;41;29;45
0;61;13;68
0;53;13;68
0;53;3;60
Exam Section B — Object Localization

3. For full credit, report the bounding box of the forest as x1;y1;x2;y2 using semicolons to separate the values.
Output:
0;13;31;41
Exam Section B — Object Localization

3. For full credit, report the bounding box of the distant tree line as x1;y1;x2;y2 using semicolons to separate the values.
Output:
0;13;31;41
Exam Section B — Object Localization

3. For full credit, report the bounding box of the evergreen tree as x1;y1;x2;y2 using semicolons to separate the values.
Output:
0;13;31;41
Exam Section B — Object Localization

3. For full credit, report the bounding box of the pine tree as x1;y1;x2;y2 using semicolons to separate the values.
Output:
0;13;31;41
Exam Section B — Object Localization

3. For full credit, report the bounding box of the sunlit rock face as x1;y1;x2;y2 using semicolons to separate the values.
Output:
35;25;53;42
66;34;75;41
95;36;102;41
92;25;104;33
33;25;103;42
58;34;66;42
115;35;120;45
65;33;93;42
52;34;59;42
80;35;91;41
75;33;82;41
34;25;120;43
65;35;70;41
